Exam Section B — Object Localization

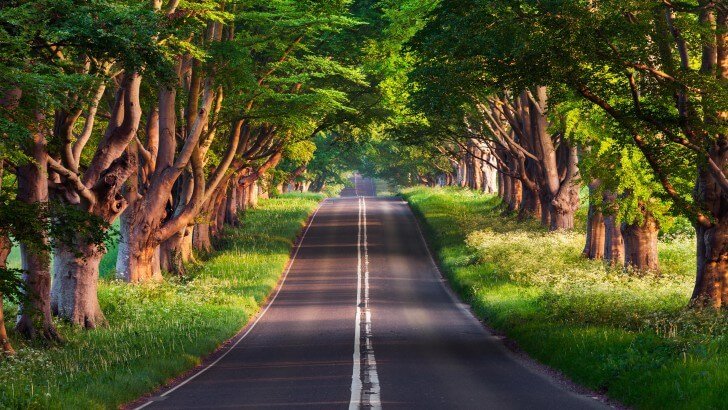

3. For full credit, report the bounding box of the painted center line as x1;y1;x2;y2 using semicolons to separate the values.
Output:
349;196;381;409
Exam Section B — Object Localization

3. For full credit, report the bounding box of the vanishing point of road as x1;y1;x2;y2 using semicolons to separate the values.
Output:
138;176;606;409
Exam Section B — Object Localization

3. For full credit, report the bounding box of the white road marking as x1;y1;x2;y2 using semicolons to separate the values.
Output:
349;197;363;409
362;197;381;408
350;196;381;410
134;199;328;410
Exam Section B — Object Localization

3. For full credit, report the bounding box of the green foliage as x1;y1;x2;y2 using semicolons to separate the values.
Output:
0;193;322;408
408;0;725;222
218;0;364;137
0;268;23;304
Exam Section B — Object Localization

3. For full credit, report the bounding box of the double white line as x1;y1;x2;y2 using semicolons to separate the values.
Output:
349;196;381;409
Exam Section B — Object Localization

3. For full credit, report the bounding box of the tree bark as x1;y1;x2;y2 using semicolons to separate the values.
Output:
120;237;164;283
690;10;728;307
115;207;160;281
603;192;625;267
193;221;213;254
15;129;61;341
583;198;606;260
51;242;106;328
498;172;506;198
160;227;194;276
519;185;541;220
225;182;240;226
506;174;522;213
692;156;728;306
622;211;659;272
160;171;196;276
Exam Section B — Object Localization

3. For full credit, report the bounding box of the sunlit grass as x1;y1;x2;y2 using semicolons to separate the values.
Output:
403;186;727;409
0;192;323;408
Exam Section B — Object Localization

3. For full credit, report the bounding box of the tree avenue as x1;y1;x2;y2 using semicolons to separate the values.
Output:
0;0;726;389
390;0;726;306
0;0;365;348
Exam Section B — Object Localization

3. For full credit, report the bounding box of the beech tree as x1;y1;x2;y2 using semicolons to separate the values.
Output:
0;1;148;332
0;0;365;338
450;0;725;305
396;0;726;298
113;0;360;282
566;105;670;271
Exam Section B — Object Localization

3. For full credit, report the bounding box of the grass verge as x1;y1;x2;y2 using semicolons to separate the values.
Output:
402;186;728;410
0;192;323;408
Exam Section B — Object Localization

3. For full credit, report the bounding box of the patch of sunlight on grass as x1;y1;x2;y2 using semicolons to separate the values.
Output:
401;186;727;409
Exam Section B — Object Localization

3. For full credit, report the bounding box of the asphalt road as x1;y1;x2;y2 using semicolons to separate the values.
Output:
139;176;606;409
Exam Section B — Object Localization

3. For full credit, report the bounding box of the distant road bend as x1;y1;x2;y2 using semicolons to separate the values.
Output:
137;176;606;409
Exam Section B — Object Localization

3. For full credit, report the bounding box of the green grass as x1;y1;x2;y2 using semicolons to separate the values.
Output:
402;186;728;410
0;192;323;409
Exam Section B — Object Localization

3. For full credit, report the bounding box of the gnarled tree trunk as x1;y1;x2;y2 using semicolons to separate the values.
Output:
160;171;196;276
48;73;140;327
51;242;105;328
548;145;580;231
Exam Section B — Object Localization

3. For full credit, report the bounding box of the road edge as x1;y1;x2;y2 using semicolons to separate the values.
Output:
402;196;626;410
123;198;328;410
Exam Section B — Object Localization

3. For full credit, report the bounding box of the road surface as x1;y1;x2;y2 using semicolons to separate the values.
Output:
138;176;605;409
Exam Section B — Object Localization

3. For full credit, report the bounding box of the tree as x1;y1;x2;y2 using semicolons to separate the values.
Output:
450;0;724;304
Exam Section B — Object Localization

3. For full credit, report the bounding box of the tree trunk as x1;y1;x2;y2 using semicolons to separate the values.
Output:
692;161;728;306
116;207;162;282
15;130;61;342
603;191;625;267
506;176;522;213
225;183;240;226
48;73;139;328
116;203;163;282
622;211;659;271
483;158;498;194
690;8;728;306
51;242;106;328
498;173;506;198
519;186;541;220
160;171;196;275
0;234;14;355
549;184;580;231
0;296;10;356
248;181;260;208
540;191;551;227
160;229;194;276
195;181;225;251
193;221;213;254
583;202;606;260
123;242;163;283
583;180;604;259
